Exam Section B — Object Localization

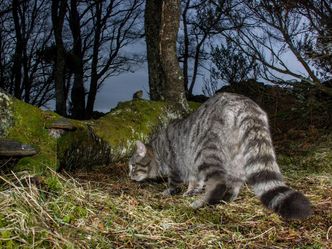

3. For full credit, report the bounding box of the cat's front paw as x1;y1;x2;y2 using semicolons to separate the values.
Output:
190;199;205;209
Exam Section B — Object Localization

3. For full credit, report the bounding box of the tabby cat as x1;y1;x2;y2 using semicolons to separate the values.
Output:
128;92;312;219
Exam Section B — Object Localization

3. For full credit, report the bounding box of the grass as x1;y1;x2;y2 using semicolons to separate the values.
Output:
0;164;331;248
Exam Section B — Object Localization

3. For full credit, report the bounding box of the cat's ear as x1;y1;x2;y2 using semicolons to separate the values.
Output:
135;140;147;157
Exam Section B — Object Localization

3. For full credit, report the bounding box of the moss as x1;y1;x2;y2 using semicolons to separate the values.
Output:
93;99;201;161
6;99;59;173
93;100;166;161
57;127;110;171
4;97;201;172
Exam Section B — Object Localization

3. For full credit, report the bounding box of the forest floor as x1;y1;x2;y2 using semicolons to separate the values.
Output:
0;131;331;248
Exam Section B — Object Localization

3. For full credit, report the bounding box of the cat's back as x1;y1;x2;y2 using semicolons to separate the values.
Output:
194;92;267;128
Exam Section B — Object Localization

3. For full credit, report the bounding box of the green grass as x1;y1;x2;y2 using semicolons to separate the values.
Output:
0;164;330;249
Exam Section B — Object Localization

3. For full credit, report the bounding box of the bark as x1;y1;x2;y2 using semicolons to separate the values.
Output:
85;1;102;119
145;0;167;100
51;0;67;116
69;0;85;119
160;0;188;113
12;0;23;99
182;0;190;96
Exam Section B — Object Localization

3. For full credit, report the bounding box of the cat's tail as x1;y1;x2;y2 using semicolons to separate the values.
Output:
246;168;312;219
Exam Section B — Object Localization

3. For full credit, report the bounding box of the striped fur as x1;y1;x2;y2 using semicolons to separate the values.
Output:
128;92;312;219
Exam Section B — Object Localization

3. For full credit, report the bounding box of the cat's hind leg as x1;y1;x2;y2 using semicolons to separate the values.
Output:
220;181;243;202
190;174;227;209
183;178;205;196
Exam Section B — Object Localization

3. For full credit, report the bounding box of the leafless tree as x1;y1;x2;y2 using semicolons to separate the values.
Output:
0;0;54;106
210;38;259;85
179;0;247;97
160;0;189;113
68;0;85;119
52;0;67;115
282;0;332;81
0;1;13;91
223;0;332;95
84;0;144;119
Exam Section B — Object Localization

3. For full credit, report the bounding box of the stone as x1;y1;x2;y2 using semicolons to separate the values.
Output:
46;118;76;138
46;118;76;131
0;139;37;157
132;90;144;100
0;88;13;137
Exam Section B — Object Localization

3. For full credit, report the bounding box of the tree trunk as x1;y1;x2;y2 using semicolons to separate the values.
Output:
145;0;167;100
51;0;67;116
85;1;102;119
69;0;85;120
182;0;190;96
160;0;188;113
12;0;23;99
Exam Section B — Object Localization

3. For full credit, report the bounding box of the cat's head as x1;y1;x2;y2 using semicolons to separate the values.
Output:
128;141;159;182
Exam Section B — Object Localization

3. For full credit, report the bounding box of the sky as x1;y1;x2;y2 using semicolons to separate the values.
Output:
93;50;307;113
93;65;149;113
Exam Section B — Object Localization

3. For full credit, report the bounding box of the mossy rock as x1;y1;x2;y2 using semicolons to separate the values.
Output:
5;98;60;173
92;99;168;161
57;126;110;171
55;99;169;170
1;92;200;173
0;89;14;137
57;99;200;170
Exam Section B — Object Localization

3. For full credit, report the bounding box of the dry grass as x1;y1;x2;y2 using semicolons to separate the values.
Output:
0;164;331;248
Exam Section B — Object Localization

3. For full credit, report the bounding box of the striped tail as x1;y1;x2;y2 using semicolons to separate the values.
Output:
246;167;312;219
237;100;311;219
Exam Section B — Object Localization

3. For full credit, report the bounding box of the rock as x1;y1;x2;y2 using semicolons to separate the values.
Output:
132;90;143;100
0;139;37;157
46;118;77;138
46;118;76;131
0;91;200;173
57;126;110;171
0;88;14;137
2;94;59;173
